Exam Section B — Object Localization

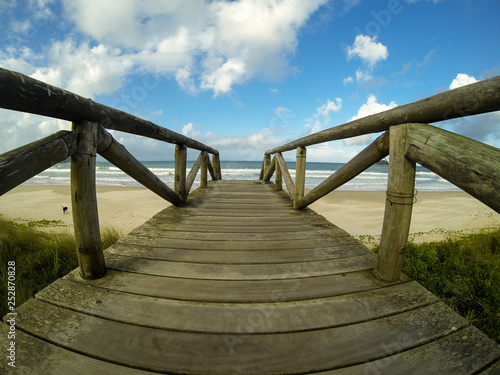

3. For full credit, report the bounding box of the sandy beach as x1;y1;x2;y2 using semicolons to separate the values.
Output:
1;185;499;247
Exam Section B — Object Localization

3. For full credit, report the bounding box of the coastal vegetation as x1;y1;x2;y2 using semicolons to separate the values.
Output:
0;217;121;318
377;229;500;344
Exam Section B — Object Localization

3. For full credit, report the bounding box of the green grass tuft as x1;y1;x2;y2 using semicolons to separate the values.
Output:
0;218;121;318
400;229;500;343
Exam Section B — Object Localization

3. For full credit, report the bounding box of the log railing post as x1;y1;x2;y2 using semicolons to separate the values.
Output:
212;153;222;180
374;125;416;282
294;146;306;208
275;157;283;191
201;153;208;189
175;144;187;199
260;154;272;180
71;121;106;280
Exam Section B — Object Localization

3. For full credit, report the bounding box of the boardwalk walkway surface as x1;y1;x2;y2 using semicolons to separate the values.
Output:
2;180;500;374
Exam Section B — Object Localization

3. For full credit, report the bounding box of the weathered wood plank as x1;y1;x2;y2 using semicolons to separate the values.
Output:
127;227;350;241
64;268;409;303
36;279;437;333
104;242;371;264
13;299;468;374
319;325;500;375
118;235;358;251
103;252;376;279
0;130;77;196
0;324;155;374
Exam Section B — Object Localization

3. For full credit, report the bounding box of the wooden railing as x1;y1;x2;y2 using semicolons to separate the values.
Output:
0;67;221;280
260;76;500;282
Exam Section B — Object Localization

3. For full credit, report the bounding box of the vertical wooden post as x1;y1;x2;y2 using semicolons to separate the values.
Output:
374;125;416;282
201;153;208;188
71;121;106;280
294;146;306;208
175;144;187;199
212;153;222;180
260;154;271;180
275;157;283;191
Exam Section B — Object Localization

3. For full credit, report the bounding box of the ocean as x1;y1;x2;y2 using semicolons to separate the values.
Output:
26;160;460;192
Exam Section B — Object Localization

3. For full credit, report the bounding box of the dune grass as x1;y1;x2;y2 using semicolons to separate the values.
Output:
0;217;121;318
398;229;500;343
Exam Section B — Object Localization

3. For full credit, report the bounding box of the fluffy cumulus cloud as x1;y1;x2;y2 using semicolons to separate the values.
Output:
58;0;329;97
344;95;397;146
449;73;478;90
1;0;329;98
0;0;329;155
305;98;343;134
346;34;388;86
346;35;388;67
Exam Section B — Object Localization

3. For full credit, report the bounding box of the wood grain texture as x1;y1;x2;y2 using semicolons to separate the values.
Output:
3;180;499;374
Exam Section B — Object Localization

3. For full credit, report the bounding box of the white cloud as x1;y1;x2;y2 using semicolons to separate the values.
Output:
305;98;342;134
56;0;329;97
346;35;388;67
182;122;201;138
344;95;397;146
449;73;478;90
343;76;353;85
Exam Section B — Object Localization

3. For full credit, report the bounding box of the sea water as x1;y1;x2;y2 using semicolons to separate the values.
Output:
25;160;460;191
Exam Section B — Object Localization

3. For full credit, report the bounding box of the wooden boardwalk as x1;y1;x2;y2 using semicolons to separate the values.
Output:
2;180;500;374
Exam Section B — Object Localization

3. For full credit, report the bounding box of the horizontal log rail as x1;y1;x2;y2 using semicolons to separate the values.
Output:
0;67;221;279
265;75;500;154
261;76;500;282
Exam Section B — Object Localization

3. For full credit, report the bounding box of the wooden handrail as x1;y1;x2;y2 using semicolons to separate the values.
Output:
261;76;500;282
265;75;500;154
0;67;221;280
0;67;218;155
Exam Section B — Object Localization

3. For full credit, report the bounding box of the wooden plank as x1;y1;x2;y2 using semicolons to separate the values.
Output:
13;299;469;374
480;360;500;375
127;227;351;241
103;253;376;279
64;268;409;303
104;242;372;264
118;235;359;251
319;325;500;375
0;324;155;374
36;279;437;333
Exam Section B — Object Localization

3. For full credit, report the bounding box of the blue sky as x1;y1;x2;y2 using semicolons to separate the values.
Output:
1;0;499;162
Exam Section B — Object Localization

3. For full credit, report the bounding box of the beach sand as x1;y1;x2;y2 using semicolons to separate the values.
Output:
1;185;499;247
